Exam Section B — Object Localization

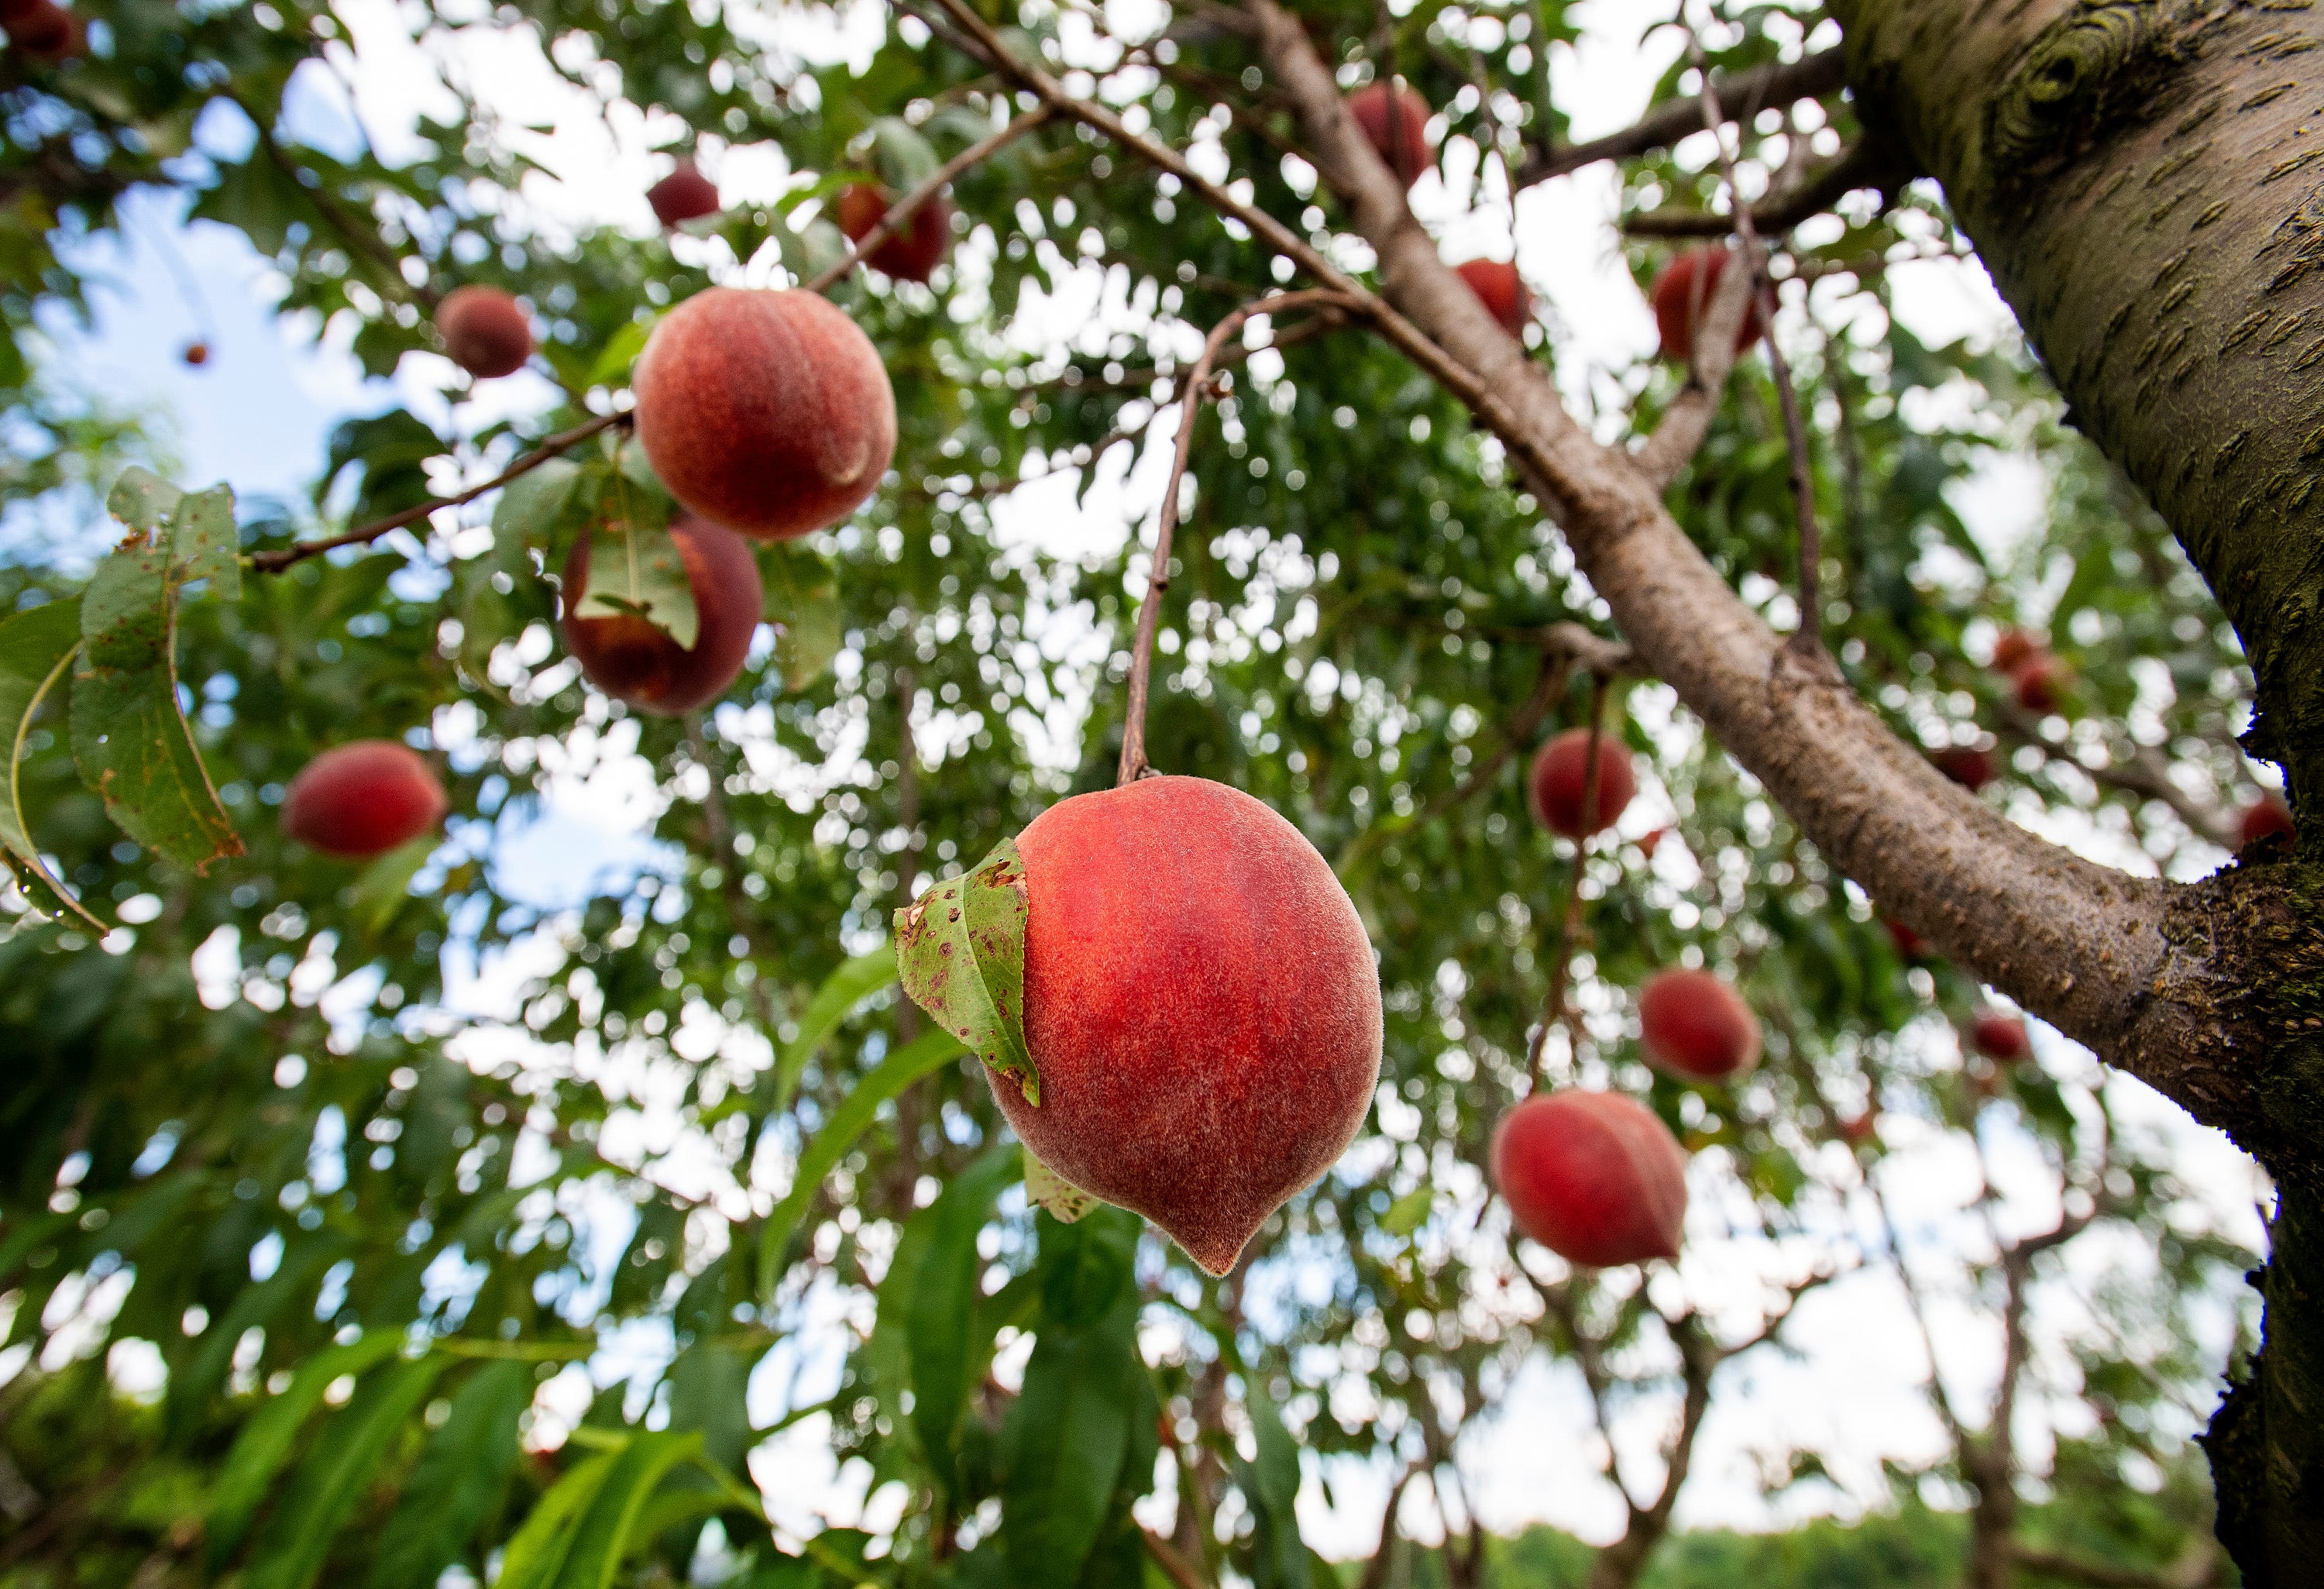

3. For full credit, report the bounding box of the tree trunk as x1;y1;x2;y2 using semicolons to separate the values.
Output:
1827;2;2324;1577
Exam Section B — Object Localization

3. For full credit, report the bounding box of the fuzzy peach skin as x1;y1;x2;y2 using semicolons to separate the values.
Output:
1638;967;1762;1082
991;776;1384;1274
561;515;762;715
1528;726;1638;840
281;741;448;858
433;286;533;379
1491;1091;1689;1267
631;287;897;541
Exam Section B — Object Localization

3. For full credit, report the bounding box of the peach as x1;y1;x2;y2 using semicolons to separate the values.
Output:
1651;248;1763;362
1638;967;1760;1081
2239;791;2295;849
1453;258;1528;338
282;741;449;858
1991;628;2044;673
1528;726;1638;840
1930;744;1994;793
2009;653;2068;715
8;0;77;60
433;286;532;380
1884;917;1928;959
182;342;209;367
834;183;952;284
991;776;1382;1275
647;160;720;229
560;515;762;715
1970;1010;2030;1062
1347;81;1434;189
631;287;897;541
1492;1091;1688;1267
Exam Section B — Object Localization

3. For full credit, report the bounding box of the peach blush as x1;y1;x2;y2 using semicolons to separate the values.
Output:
1492;1091;1688;1267
282;741;449;858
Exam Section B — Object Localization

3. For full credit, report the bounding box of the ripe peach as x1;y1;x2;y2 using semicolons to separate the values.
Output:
1638;967;1761;1082
1838;1110;1879;1147
560;515;763;715
1528;727;1638;840
1453;258;1528;338
282;741;449;858
1930;744;1994;793
433;286;533;379
9;0;78;60
631;287;897;540
1884;917;1928;959
182;342;210;367
1652;248;1763;363
1970;1010;2030;1062
991;776;1382;1275
2009;653;2068;715
834;183;952;284
1491;1091;1688;1267
647;160;720;229
1347;81;1434;189
2239;791;2295;849
1991;628;2044;673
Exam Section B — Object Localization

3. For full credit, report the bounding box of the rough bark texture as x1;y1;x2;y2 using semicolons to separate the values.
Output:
1828;4;2324;1577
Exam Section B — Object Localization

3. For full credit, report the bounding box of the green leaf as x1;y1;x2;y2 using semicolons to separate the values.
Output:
1024;1153;1099;1225
1240;1394;1311;1589
577;523;700;649
1380;1185;1432;1237
168;1236;353;1439
106;466;183;534
757;1027;967;1303
588;318;655;388
909;1144;1020;1491
761;542;842;693
492;456;585;574
71;490;242;874
668;1340;752;1475
321;410;446;526
174;483;242;600
548;1429;703;1589
348;831;437;936
242;1355;449;1589
0;597;98;926
367;1358;535;1589
870;115;944;191
771;943;897;1112
208;1331;407;1564
896;836;1036;1102
496;1449;617;1589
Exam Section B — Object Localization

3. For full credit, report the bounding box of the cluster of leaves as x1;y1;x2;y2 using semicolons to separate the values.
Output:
0;0;2264;1586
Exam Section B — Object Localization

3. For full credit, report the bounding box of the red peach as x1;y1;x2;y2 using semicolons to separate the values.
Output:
647;160;720;228
1453;259;1529;338
0;0;41;22
1491;1091;1688;1267
282;741;449;858
834;183;953;284
433;286;533;380
182;342;210;367
991;776;1382;1275
1930;744;1994;793
2009;653;2069;715
1638;967;1762;1082
1970;1010;2031;1062
1346;81;1434;189
632;287;897;541
11;0;78;60
1839;1110;1879;1146
1528;726;1638;840
560;515;763;715
1991;628;2044;673
1883;917;1928;959
2239;791;2295;849
1652;248;1763;363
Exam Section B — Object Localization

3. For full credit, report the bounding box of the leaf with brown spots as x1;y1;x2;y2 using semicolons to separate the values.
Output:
896;834;1037;1102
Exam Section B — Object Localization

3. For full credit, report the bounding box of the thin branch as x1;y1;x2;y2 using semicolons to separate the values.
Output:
2011;1539;2225;1589
1993;700;2240;848
1117;290;1358;785
1514;48;1850;187
248;411;631;573
233;95;437;311
1141;1526;1211;1589
1528;672;1611;1087
803;106;1053;294
1686;31;1823;655
1868;1172;1975;1450
1623;138;1899;237
1634;232;1758;488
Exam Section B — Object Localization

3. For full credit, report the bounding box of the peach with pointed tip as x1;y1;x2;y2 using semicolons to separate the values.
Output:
1528;727;1638;840
1652;248;1763;362
1347;81;1434;189
648;160;721;228
1638;967;1761;1082
282;741;448;858
433;286;533;379
560;515;763;715
1453;258;1528;338
992;776;1383;1276
632;287;898;541
834;183;953;284
1492;1091;1688;1267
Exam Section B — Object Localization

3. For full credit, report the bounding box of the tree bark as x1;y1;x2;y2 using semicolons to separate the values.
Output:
1229;0;2324;1578
1825;5;2324;1578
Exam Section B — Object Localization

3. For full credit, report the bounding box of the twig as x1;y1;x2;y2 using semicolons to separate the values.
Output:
1512;49;1849;187
248;411;630;573
1140;1526;1211;1589
1623;139;1898;237
1526;671;1611;1087
1117;290;1357;785
803;106;1053;294
234;95;437;311
1686;29;1822;655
